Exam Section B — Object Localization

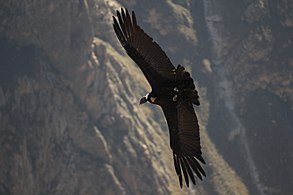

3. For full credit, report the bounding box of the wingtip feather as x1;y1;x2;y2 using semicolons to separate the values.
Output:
183;157;196;185
180;158;189;187
187;156;203;180
132;11;137;26
194;158;206;177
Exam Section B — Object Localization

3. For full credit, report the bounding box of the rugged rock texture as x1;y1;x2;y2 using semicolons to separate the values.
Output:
0;0;292;195
198;1;293;194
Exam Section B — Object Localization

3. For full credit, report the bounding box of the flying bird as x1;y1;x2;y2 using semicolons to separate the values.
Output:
112;8;206;188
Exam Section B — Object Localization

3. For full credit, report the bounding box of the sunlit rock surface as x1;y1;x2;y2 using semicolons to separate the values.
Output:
0;0;292;194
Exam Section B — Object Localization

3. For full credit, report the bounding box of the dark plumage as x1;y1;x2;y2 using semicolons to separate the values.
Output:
113;8;205;188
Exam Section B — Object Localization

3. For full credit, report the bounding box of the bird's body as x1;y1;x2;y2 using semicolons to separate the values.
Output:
113;8;205;188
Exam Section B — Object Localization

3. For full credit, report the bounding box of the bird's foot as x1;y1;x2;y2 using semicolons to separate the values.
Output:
172;94;178;101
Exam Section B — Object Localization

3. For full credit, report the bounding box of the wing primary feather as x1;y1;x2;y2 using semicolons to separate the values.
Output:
173;154;180;175
183;157;195;185
173;154;183;188
121;8;129;38
113;25;125;44
187;156;203;180
125;9;133;36
179;157;189;187
173;154;182;188
194;158;206;177
196;155;206;164
113;13;126;43
132;11;137;27
179;174;183;188
117;10;127;39
113;18;126;44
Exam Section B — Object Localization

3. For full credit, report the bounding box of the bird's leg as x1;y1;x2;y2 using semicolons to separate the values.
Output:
175;92;183;108
172;94;178;101
171;85;179;101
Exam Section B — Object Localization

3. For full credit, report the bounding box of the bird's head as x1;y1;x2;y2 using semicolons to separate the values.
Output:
139;96;148;104
140;93;150;104
140;93;158;105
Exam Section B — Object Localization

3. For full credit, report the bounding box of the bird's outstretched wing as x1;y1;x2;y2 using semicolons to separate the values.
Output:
161;101;206;188
113;8;175;89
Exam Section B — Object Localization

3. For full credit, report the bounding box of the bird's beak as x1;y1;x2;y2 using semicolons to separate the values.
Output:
139;97;147;104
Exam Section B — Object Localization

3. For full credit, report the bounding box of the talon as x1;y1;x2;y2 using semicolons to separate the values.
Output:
172;94;178;101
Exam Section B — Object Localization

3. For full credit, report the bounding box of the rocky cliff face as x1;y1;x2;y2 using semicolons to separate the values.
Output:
198;1;293;194
0;0;292;195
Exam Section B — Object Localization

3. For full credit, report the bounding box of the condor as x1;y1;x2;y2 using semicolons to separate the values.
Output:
113;8;206;188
